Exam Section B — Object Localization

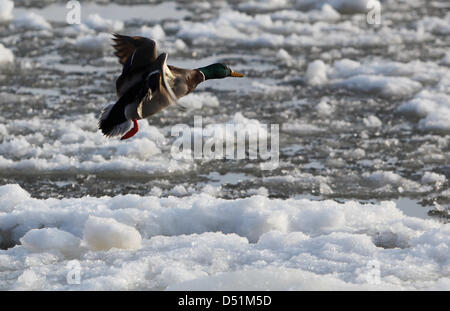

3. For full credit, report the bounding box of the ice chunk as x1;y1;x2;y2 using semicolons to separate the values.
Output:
74;33;111;52
14;12;51;30
83;216;142;251
306;58;426;97
305;60;328;85
140;25;166;41
178;93;220;110
0;43;14;66
421;172;446;188
398;91;450;132
0;0;13;23
363;115;382;128
84;14;124;32
296;0;373;14
20;228;83;258
168;267;390;291
0;184;30;212
14;270;45;291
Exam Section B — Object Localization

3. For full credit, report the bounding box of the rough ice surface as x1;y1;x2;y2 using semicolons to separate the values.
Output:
0;43;13;66
0;0;449;290
398;91;450;132
296;0;373;13
0;0;13;23
84;14;124;33
83;216;142;251
73;33;112;52
20;228;82;258
13;12;51;30
0;184;449;290
140;25;166;42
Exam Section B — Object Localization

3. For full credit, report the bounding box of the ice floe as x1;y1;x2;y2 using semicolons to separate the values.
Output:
84;14;124;33
296;0;374;13
140;25;166;42
83;216;142;251
398;91;450;133
0;43;14;66
1;0;449;292
305;58;449;98
0;184;449;290
73;33;112;52
0;0;13;23
13;12;51;30
20;228;83;258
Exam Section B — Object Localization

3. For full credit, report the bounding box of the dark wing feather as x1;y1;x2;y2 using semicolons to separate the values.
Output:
112;33;157;67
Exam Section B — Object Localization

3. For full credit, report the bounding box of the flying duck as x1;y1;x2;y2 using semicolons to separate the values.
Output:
98;33;244;140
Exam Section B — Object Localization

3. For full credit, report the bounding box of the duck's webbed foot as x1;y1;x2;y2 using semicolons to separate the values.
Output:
121;119;139;140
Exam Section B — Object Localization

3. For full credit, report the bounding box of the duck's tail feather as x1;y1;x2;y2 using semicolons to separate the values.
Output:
98;101;132;138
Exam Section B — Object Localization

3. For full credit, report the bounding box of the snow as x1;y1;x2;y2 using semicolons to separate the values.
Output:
140;25;166;41
0;184;448;290
13;12;51;30
315;100;334;116
421;172;446;188
363;171;430;194
0;111;275;176
442;52;450;66
1;0;449;292
304;58;450;98
0;184;30;213
239;0;289;12
0;43;14;66
241;0;372;14
282;123;324;134
0;0;13;23
83;216;142;251
363;115;382;128
416;13;450;35
14;270;46;291
296;0;373;13
178;93;220;110
73;33;111;52
305;60;328;86
335;75;422;97
398;91;450;133
177;6;430;49
272;5;341;22
84;14;124;32
20;228;82;257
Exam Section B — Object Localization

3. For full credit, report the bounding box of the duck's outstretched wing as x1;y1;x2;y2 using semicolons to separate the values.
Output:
112;33;157;67
138;53;178;119
112;34;158;97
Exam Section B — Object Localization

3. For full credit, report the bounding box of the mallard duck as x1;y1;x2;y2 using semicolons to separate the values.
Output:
98;33;244;140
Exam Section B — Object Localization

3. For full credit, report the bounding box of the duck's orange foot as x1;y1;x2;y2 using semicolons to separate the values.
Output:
121;119;139;140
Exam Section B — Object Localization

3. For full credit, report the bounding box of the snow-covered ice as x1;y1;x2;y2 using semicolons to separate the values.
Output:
0;43;14;66
13;12;51;30
73;33;112;52
83;216;142;251
0;0;449;291
398;91;450;133
0;184;449;290
84;14;124;33
0;0;13;23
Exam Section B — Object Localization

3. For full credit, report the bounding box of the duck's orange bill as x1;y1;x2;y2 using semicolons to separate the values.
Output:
121;119;139;140
231;71;244;77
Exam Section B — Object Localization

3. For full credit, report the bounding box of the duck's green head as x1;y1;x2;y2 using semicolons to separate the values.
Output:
198;63;244;80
